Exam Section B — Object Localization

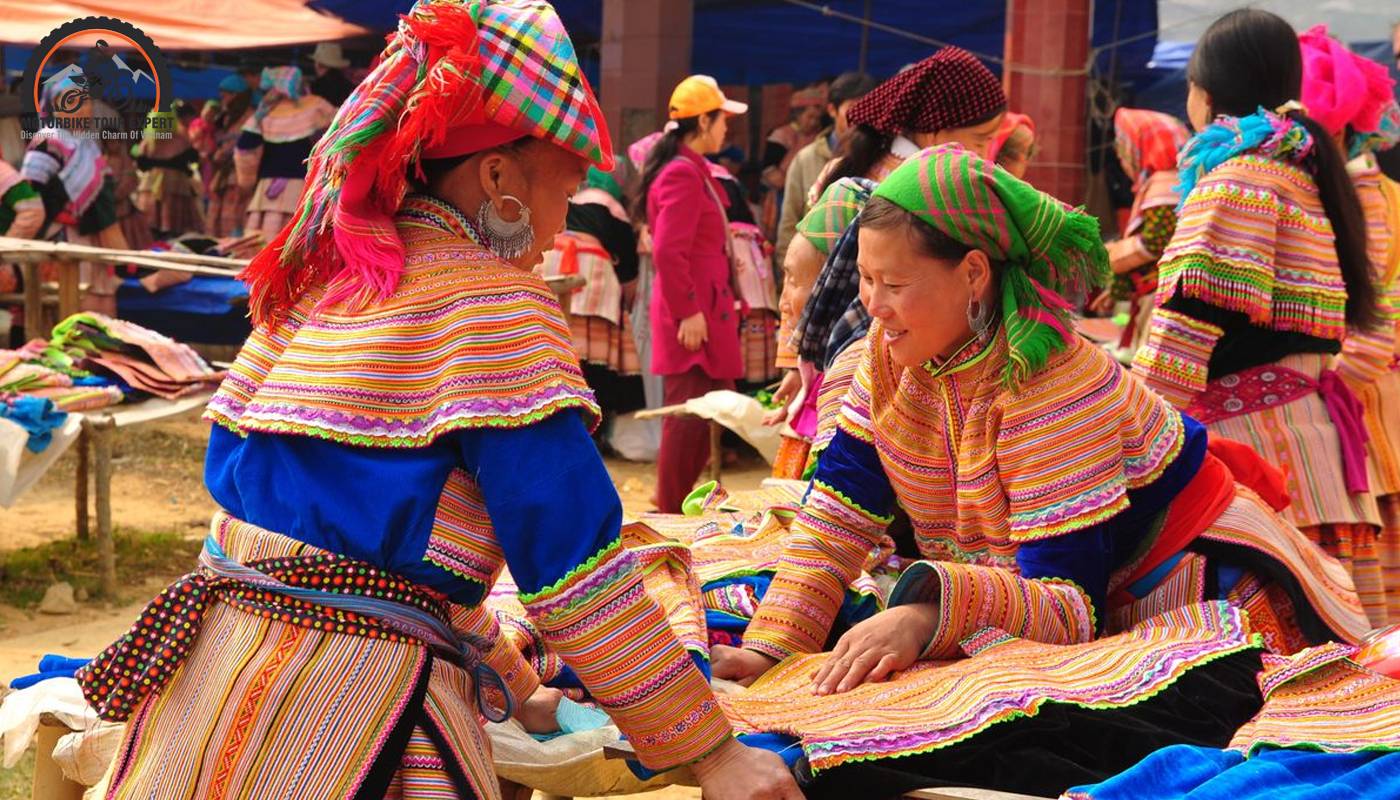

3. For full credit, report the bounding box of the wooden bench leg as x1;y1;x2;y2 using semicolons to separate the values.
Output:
92;418;116;598
21;262;44;341
75;427;89;541
708;419;723;483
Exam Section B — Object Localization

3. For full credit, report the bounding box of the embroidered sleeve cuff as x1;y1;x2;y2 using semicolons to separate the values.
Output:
450;602;542;708
1133;307;1223;408
520;538;734;771
889;561;1097;660
742;481;893;657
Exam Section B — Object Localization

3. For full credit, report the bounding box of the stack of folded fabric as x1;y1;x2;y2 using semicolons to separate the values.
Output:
0;348;125;412
42;313;225;400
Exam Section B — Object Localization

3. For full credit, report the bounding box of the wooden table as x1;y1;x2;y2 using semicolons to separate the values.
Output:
0;235;246;341
72;393;216;597
632;404;726;483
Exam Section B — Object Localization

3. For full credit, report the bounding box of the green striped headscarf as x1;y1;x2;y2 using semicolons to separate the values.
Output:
871;144;1109;387
585;166;625;203
797;177;874;256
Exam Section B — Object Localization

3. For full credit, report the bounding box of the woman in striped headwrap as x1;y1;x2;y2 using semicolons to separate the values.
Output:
713;143;1368;693
1300;25;1400;628
76;3;800;798
1099;107;1190;354
768;177;875;479
1133;10;1386;626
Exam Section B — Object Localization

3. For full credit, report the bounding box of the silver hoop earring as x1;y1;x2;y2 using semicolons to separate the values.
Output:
966;296;994;338
477;195;535;261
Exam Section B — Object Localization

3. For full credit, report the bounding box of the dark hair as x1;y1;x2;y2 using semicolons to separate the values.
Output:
817;124;891;196
632;110;722;221
410;138;534;193
1189;8;1378;329
859;195;973;262
829;71;878;108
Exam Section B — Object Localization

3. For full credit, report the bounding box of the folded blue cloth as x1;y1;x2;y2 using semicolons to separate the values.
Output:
1;396;68;453
8;654;90;689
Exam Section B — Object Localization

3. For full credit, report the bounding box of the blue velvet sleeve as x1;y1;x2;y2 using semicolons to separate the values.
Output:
808;428;896;517
455;409;623;595
1015;413;1210;633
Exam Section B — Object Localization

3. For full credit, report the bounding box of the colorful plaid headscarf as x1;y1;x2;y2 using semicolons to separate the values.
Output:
796;177;870;256
1299;25;1396;139
846;47;1005;136
1113;108;1189;192
872;145;1109;387
260;67;304;102
241;0;613;324
795;178;877;366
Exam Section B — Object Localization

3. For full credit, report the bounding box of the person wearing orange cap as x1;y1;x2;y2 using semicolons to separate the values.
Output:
74;4;800;798
635;75;751;514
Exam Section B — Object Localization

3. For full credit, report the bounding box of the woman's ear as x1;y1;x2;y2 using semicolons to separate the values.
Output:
477;152;507;206
963;249;993;299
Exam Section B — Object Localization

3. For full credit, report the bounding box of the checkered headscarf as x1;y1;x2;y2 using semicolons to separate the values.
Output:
241;0;612;324
846;47;1005;135
795;178;876;366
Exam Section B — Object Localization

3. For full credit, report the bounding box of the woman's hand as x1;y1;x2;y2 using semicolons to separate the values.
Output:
711;644;779;687
763;370;803;426
678;312;709;351
692;738;804;800
514;686;563;735
812;603;939;695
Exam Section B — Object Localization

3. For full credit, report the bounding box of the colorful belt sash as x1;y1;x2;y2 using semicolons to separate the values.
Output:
1187;364;1370;494
77;536;510;723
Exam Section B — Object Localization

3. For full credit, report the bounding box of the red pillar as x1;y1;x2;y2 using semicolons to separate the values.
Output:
600;0;694;158
1004;0;1090;204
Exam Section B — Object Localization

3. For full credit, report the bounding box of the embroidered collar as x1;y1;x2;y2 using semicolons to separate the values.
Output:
398;194;486;246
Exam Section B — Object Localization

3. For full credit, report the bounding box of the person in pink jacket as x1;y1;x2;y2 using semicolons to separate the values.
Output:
634;75;748;512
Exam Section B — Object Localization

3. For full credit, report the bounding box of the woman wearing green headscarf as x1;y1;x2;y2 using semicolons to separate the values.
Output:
713;144;1368;690
537;164;644;423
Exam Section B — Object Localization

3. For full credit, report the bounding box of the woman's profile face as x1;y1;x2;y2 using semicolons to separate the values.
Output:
482;142;589;269
858;224;982;369
928;112;1006;158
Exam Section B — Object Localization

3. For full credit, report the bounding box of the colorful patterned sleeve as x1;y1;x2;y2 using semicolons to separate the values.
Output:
1337;167;1400;385
742;429;896;660
459;410;732;771
887;560;1096;659
448;602;541;709
1133;306;1224;407
1136;204;1178;259
998;340;1184;541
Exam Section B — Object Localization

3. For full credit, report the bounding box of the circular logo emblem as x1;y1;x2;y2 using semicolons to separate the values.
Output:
20;16;172;142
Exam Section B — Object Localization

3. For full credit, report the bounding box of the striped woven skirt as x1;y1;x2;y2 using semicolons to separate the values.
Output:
741;308;781;386
1358;368;1400;626
1199;354;1387;626
83;513;499;800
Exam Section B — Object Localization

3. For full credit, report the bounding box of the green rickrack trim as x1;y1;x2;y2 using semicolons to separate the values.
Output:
811;480;896;525
802;633;1264;774
518;536;625;605
230;396;603;450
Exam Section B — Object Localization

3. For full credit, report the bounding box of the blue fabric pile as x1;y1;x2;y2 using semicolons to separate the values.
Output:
0;396;68;453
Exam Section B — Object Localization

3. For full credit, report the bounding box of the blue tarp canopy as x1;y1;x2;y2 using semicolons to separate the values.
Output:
1135;39;1400;121
311;0;1162;88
